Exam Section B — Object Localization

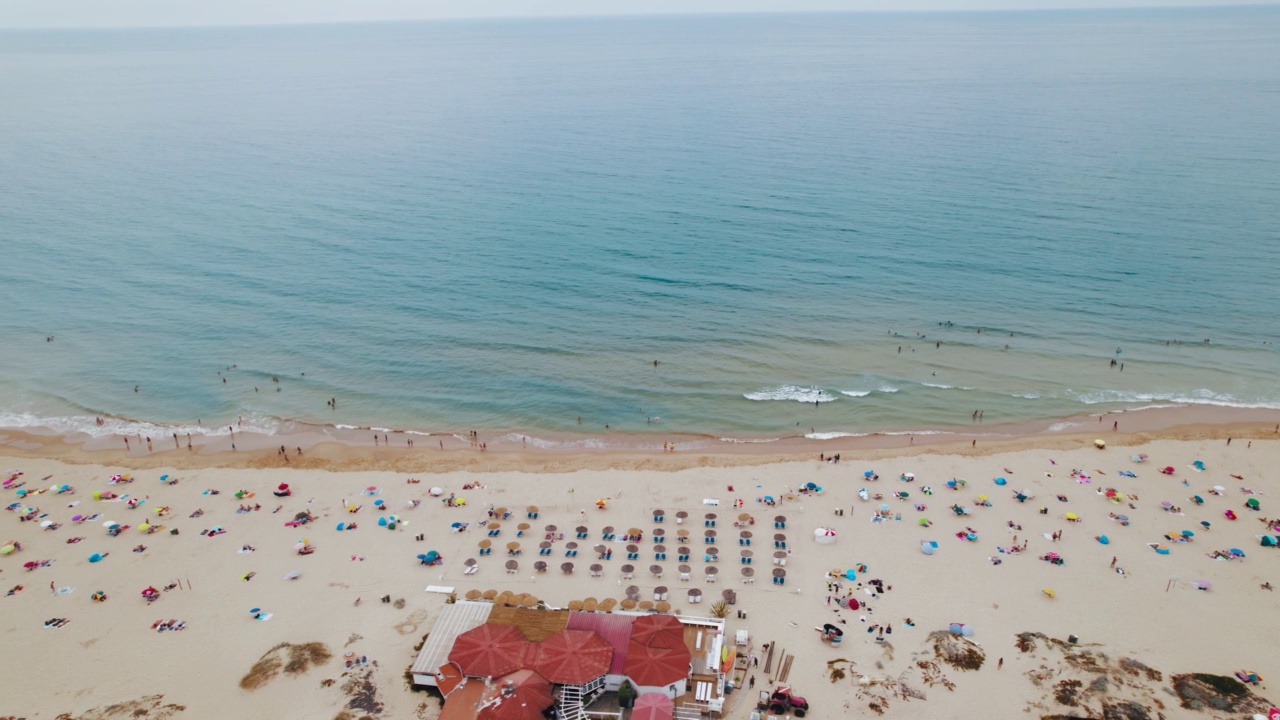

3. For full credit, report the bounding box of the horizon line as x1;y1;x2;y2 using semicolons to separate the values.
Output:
0;2;1276;33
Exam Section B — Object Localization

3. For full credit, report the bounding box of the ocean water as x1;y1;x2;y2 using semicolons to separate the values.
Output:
1;8;1278;441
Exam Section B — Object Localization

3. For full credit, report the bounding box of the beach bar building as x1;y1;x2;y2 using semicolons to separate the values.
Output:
412;601;727;718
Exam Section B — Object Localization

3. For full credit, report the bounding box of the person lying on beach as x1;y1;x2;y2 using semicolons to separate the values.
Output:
43;618;70;628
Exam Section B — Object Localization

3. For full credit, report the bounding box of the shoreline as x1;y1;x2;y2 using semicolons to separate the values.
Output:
3;403;1278;474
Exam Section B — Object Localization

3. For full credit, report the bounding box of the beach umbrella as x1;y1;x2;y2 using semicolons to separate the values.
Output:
1181;530;1194;538
374;499;385;507
918;518;930;526
632;693;675;720
1094;440;1106;449
1065;513;1078;521
1229;548;1245;557
377;516;388;527
1191;580;1211;591
88;553;104;563
1200;521;1211;529
1193;460;1205;471
1097;535;1109;545
624;641;691;687
449;624;532;678
994;477;1007;486
531;629;614;684
283;571;301;580
0;544;14;555
40;520;53;528
1246;498;1261;509
864;470;875;478
429;487;443;496
920;541;937;555
1042;588;1056;598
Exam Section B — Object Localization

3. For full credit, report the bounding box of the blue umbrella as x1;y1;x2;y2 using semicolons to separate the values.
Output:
844;569;856;580
374;499;385;507
336;522;346;531
864;471;875;478
88;553;104;563
1097;535;1109;545
159;475;169;482
1200;521;1211;529
377;516;388;527
994;477;1007;486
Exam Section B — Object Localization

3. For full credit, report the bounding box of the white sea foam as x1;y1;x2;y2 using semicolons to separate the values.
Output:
804;431;865;440
744;385;836;403
1071;389;1280;409
493;433;614;450
921;382;976;391
881;430;952;436
1047;422;1080;432
839;390;871;398
719;436;783;443
0;412;282;439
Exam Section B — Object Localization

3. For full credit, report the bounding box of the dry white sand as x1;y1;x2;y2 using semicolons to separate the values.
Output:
0;435;1276;719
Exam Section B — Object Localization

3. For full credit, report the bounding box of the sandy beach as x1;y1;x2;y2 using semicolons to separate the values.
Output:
1;416;1278;719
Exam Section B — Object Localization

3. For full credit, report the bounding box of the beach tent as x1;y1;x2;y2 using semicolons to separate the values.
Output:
921;541;938;555
947;623;974;637
1094;440;1106;449
1261;536;1277;547
813;528;836;545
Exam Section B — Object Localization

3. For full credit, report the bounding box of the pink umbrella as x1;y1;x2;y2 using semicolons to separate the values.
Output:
633;693;675;720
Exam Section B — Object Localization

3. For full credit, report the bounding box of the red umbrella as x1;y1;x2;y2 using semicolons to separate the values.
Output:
531;630;614;684
633;692;675;720
623;641;690;687
449;624;532;678
477;669;554;720
630;613;685;648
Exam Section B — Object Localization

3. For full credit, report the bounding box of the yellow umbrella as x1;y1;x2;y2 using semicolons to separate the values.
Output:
1065;512;1078;521
1042;587;1056;598
138;523;150;531
976;495;988;501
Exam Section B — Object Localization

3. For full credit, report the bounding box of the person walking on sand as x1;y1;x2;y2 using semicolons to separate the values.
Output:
1110;556;1117;568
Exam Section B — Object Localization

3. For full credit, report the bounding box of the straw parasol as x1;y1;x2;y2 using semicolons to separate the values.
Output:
505;559;519;571
568;599;584;611
518;522;530;532
590;563;603;575
706;546;719;557
534;561;548;572
654;600;671;613
545;524;558;532
626;585;641;600
582;598;599;612
561;562;574;574
506;541;521;552
465;558;478;567
539;541;552;551
488;521;502;530
638;600;654;611
494;508;508;517
740;530;752;540
705;513;717;520
772;568;786;580
774;515;787;524
704;529;717;538
620;598;637;610
602;526;614;536
740;549;753;559
575;526;588;535
518;593;538;607
479;539;491;550
738;513;751;521
679;564;691;574
527;506;538;514
598;598;617;612
482;589;498;600
654;544;667;553
628;527;642;537
741;567;754;579
496;591;516;606
774;533;787;542
566;541;578;551
465;589;483;600
704;566;719;577
621;564;635;575
675;511;688;521
650;565;664;577
627;544;639;554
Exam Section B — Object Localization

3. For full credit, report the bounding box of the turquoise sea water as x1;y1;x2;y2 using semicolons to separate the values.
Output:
1;8;1278;442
